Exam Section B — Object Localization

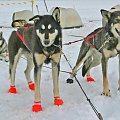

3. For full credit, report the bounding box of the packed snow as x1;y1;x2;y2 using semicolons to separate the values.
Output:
0;0;120;120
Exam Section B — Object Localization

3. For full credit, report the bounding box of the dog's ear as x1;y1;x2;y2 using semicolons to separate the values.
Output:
52;7;60;24
101;9;111;20
29;15;42;22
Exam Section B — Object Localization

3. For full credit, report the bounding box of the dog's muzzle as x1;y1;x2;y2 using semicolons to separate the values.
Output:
44;39;50;45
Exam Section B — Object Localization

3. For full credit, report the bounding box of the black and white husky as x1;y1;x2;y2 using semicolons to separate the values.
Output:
0;32;9;62
8;14;63;112
67;10;120;97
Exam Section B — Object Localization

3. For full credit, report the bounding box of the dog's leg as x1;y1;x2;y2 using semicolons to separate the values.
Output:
67;44;91;83
67;54;88;83
101;56;110;96
8;48;23;94
24;52;34;90
52;62;60;97
118;54;120;90
82;56;95;82
85;71;95;82
66;55;85;84
32;53;46;112
51;53;64;106
84;52;102;82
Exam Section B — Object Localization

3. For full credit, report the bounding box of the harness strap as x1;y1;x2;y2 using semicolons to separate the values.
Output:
84;35;95;48
16;31;24;42
16;26;33;43
16;30;31;52
84;28;103;48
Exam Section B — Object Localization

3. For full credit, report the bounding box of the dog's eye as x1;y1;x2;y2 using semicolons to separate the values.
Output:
39;28;45;33
49;28;55;33
40;28;45;31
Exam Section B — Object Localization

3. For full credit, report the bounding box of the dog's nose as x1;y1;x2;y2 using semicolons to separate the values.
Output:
44;39;50;45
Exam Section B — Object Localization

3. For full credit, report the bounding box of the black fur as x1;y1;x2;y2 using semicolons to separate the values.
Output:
8;15;63;108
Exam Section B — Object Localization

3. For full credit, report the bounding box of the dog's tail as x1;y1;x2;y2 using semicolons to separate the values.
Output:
82;56;93;77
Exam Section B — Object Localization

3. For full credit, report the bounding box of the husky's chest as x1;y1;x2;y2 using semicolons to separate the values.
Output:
103;39;120;58
103;48;117;58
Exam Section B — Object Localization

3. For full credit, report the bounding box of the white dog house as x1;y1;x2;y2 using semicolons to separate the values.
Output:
102;4;120;27
11;10;34;27
50;7;83;29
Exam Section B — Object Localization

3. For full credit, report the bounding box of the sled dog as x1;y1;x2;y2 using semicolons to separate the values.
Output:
8;14;63;112
67;10;120;96
0;32;8;62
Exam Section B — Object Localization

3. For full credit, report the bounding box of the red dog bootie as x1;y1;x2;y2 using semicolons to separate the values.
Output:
54;96;64;106
28;81;35;91
8;86;17;94
32;102;42;112
86;77;96;82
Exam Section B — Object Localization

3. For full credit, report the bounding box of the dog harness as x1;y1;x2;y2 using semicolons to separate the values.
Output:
84;28;103;48
16;26;33;51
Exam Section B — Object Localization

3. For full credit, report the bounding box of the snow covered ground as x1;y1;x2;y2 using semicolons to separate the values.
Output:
0;0;120;120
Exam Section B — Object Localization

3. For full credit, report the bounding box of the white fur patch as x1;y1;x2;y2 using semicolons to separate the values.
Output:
36;29;44;40
49;29;58;41
41;24;45;30
48;24;51;29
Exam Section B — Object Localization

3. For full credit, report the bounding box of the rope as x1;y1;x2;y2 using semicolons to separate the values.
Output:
21;56;71;74
63;38;84;45
43;0;48;13
68;35;85;38
52;44;103;120
62;52;103;120
63;28;103;46
42;66;71;74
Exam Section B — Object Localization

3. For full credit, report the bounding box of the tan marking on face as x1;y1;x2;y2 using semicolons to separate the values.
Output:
51;53;61;63
49;29;58;41
34;53;46;65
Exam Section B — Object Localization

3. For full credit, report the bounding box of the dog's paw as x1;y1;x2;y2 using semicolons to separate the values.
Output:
66;78;73;84
101;89;111;97
32;102;42;112
8;86;17;94
28;82;35;91
86;77;96;82
54;99;64;106
54;96;64;106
